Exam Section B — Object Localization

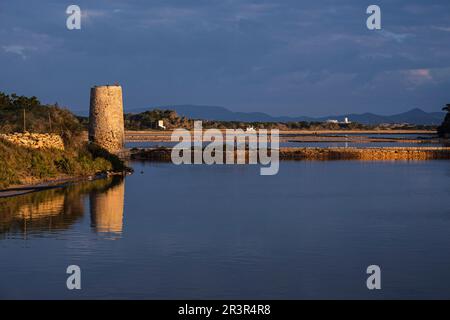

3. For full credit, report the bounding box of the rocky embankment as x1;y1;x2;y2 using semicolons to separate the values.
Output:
130;147;450;162
279;147;450;161
0;132;64;150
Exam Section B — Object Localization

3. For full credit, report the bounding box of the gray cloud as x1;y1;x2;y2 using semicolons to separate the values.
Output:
0;0;449;116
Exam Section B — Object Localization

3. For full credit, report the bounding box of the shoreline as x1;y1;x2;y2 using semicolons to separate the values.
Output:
6;146;448;197
130;146;450;162
3;142;449;198
0;171;126;199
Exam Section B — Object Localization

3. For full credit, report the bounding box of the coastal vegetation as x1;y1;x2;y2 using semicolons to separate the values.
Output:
0;91;127;189
438;104;450;138
0;92;83;143
0;138;126;189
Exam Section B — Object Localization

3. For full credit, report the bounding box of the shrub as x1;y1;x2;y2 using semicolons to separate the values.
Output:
0;139;126;189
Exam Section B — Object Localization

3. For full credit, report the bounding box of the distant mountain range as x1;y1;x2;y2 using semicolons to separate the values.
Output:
125;105;445;125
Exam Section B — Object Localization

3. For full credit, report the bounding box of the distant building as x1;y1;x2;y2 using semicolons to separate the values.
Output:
157;120;166;130
326;118;351;124
246;126;256;132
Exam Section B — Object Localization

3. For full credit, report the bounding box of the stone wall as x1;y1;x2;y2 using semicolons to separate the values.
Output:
88;85;125;153
0;132;65;150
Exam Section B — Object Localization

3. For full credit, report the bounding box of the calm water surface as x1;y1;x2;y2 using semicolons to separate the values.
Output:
1;161;450;299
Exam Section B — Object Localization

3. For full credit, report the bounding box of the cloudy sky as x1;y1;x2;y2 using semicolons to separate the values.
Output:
1;0;449;116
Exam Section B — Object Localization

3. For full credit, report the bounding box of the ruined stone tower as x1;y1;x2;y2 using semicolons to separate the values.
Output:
88;85;124;153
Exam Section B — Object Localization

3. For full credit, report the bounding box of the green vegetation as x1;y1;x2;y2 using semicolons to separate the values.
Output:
124;109;190;130
122;109;434;131
438;104;450;138
0;92;82;142
0;91;128;189
0;138;126;189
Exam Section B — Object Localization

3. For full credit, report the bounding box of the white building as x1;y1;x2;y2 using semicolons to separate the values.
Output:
157;120;166;130
326;118;351;124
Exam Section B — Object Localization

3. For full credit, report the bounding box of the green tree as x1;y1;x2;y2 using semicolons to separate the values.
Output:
0;91;83;142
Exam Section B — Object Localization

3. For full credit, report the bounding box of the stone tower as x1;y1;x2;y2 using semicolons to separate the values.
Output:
88;85;124;153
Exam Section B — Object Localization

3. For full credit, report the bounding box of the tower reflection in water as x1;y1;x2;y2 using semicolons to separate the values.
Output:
0;176;125;240
90;177;125;237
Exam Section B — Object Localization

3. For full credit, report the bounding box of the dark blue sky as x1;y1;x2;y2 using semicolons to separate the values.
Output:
1;0;449;116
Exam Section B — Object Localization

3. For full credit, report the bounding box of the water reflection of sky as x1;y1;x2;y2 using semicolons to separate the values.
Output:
2;162;450;299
